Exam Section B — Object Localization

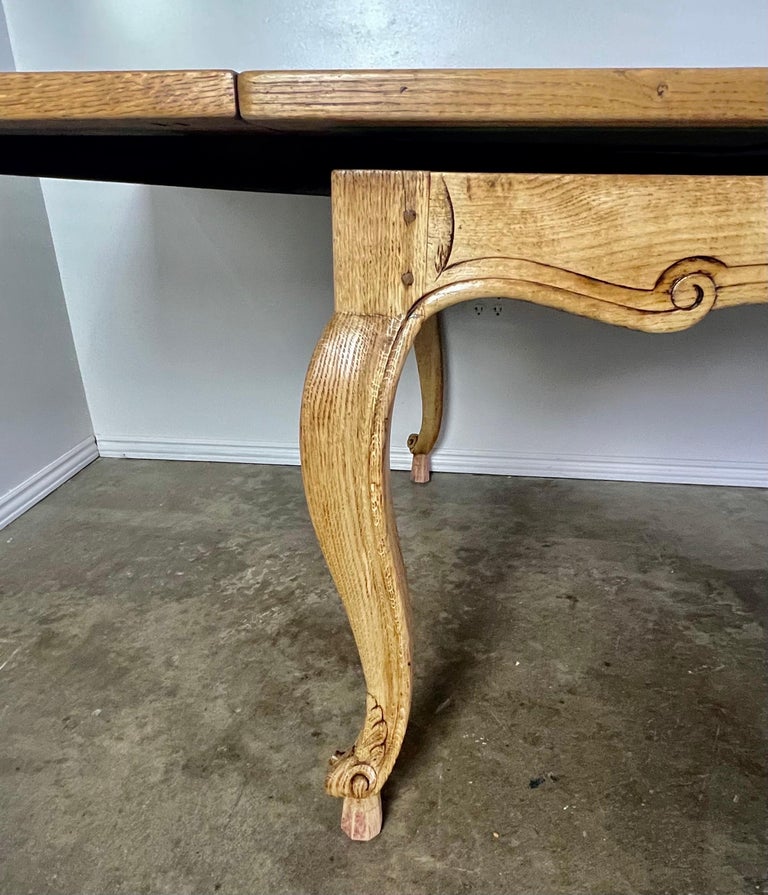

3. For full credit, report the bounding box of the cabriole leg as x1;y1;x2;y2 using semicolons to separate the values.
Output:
407;313;444;483
300;311;419;840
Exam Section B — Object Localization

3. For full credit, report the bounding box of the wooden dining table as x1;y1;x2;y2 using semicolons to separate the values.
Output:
1;67;767;840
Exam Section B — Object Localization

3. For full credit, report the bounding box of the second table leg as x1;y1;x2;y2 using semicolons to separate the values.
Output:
407;313;444;484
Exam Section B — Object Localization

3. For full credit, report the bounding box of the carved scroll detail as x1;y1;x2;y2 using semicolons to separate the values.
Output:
326;698;388;799
415;255;766;333
423;174;767;331
669;272;715;310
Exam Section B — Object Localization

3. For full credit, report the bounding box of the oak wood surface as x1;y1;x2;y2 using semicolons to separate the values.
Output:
421;172;768;331
239;68;768;130
303;169;766;839
331;169;431;316
428;172;768;317
1;70;765;191
300;312;419;803
0;70;238;131
342;171;768;329
300;173;436;839
407;314;444;482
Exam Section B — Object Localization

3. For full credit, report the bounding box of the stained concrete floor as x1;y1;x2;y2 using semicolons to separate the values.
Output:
0;459;766;895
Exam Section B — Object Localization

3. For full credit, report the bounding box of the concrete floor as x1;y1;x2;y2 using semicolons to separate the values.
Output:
0;459;766;895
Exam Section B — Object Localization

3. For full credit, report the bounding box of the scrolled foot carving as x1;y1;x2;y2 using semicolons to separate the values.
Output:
326;699;388;799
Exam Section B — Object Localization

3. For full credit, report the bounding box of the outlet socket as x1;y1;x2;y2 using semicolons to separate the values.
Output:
470;300;503;317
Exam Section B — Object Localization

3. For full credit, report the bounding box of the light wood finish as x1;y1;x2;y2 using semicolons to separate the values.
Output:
300;311;422;803
0;70;237;131
301;172;434;836
238;68;768;130
3;69;764;192
407;314;444;483
340;794;383;842
303;168;767;838
331;170;431;316
422;173;768;332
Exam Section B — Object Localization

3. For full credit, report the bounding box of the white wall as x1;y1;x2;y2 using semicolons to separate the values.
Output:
0;6;95;530
3;0;767;486
39;182;335;457
4;0;768;70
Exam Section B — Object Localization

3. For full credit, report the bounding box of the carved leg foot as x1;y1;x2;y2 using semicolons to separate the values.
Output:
407;313;443;483
341;794;383;841
301;311;420;839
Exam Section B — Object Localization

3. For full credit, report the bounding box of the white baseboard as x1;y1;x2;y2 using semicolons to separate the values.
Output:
418;448;768;488
97;436;767;488
98;436;301;466
0;436;99;531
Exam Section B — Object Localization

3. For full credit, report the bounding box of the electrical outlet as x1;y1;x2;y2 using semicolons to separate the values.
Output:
470;300;504;317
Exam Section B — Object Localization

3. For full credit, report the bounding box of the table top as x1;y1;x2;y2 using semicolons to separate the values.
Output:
0;70;238;130
0;68;766;193
238;68;768;130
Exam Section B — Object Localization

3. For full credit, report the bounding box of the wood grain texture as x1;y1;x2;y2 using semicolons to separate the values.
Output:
303;167;766;839
331;170;430;316
300;171;448;838
300;311;423;809
407;314;444;482
420;173;768;332
238;68;768;130
0;70;237;131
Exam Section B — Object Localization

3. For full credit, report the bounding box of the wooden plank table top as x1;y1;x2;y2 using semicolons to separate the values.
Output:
237;68;768;130
0;69;238;130
1;67;764;131
0;68;766;193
